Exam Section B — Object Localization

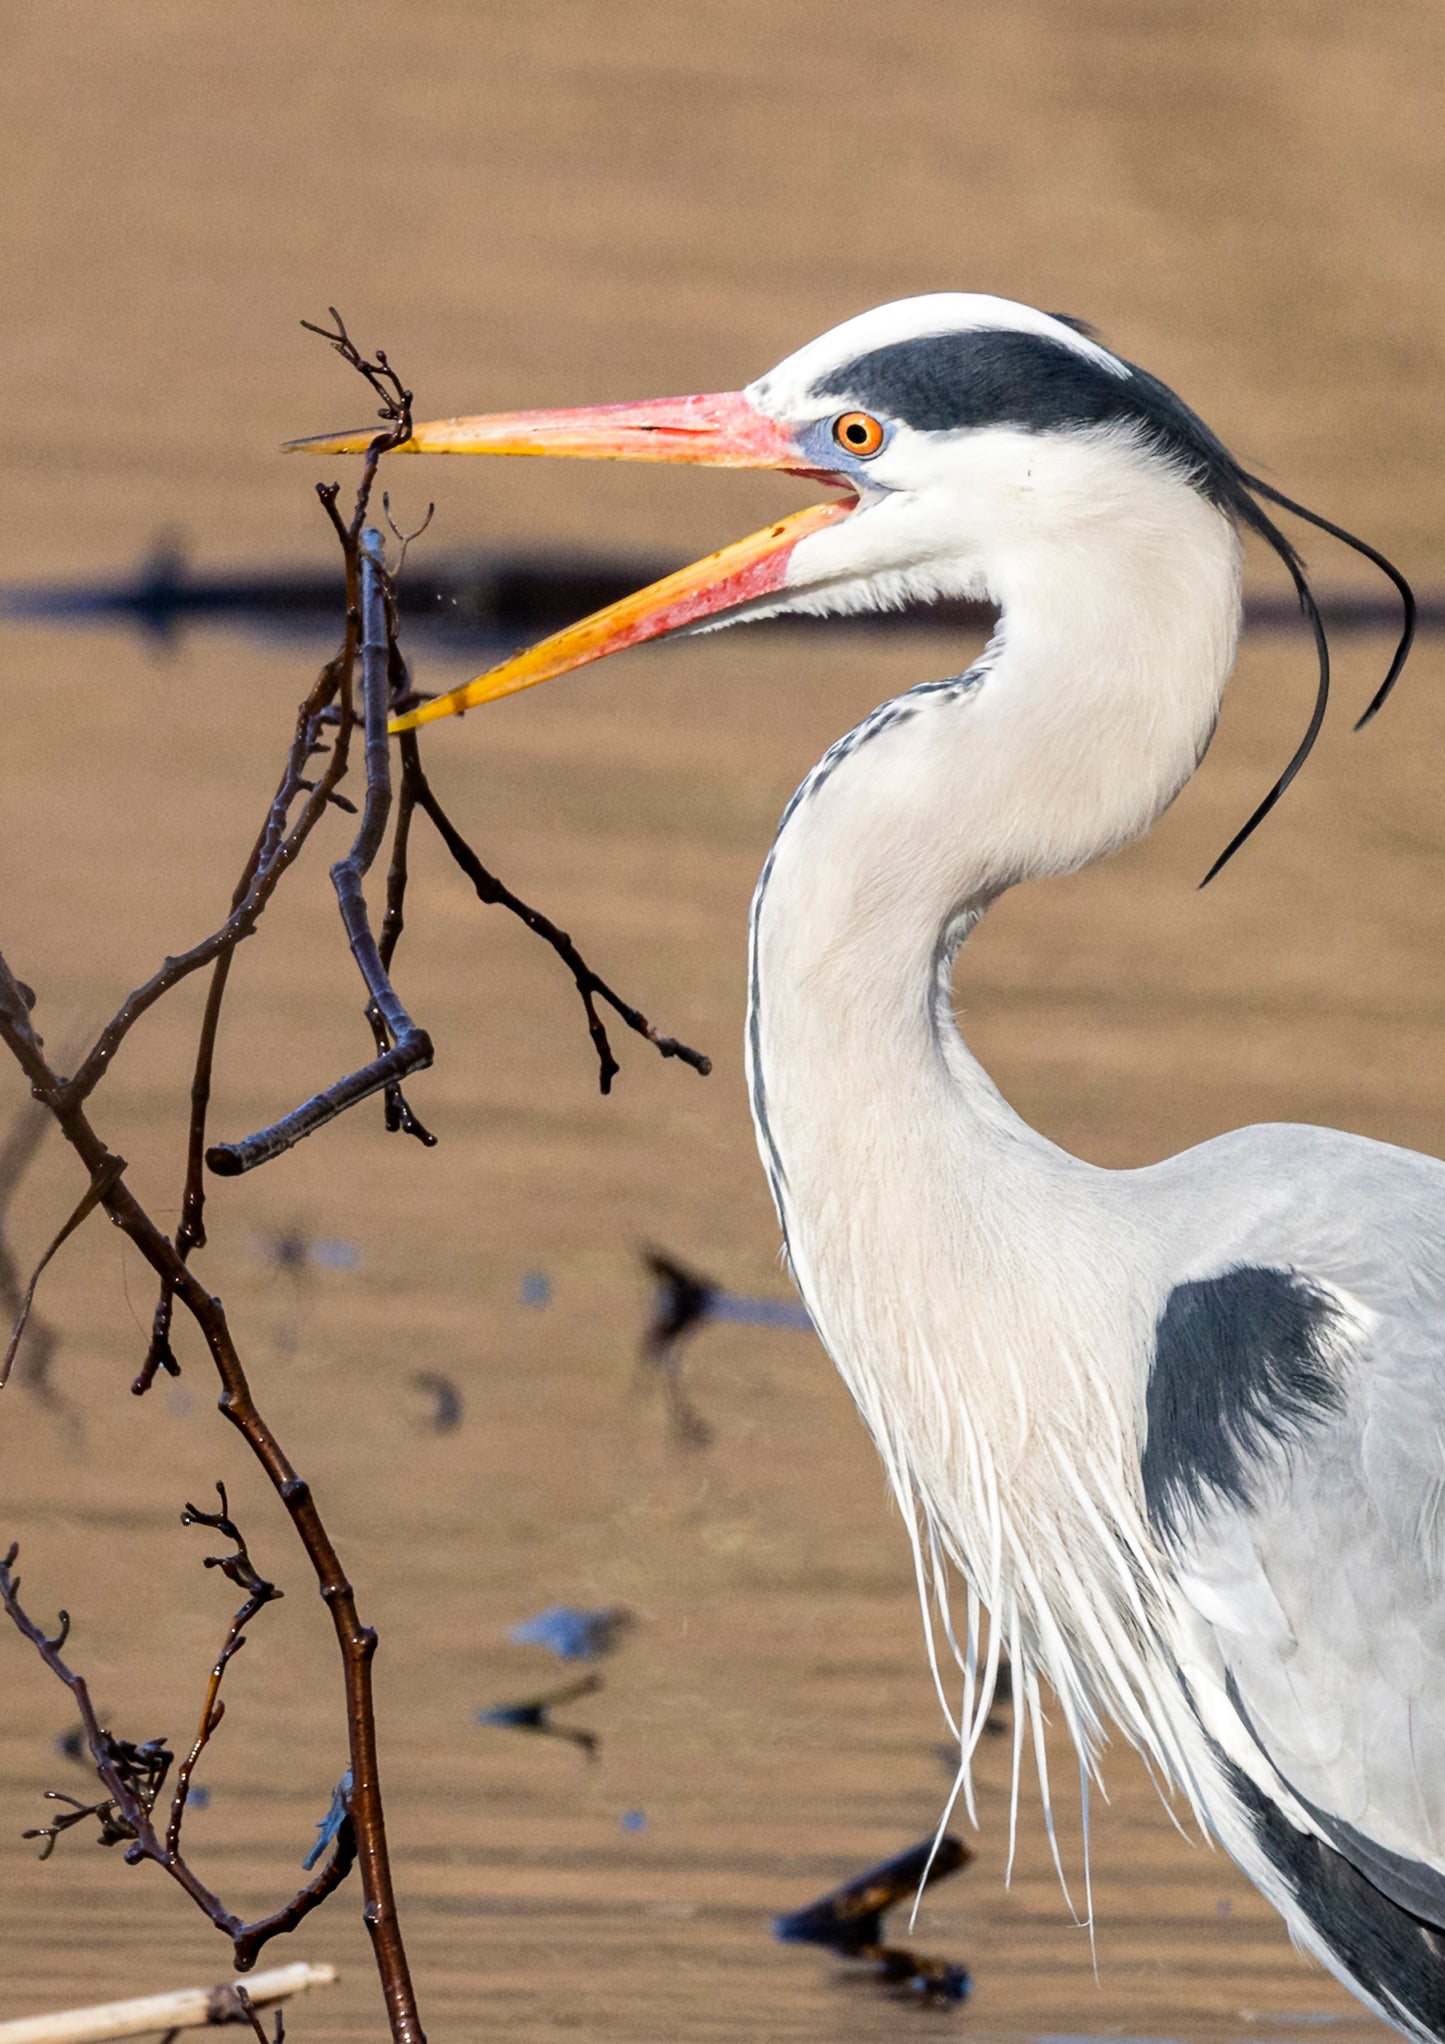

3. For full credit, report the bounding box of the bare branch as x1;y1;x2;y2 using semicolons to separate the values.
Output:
0;307;714;2043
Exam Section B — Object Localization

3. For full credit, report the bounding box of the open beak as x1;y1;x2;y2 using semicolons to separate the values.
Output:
289;392;852;730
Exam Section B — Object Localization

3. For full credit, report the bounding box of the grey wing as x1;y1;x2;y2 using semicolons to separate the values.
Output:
1142;1126;1445;2024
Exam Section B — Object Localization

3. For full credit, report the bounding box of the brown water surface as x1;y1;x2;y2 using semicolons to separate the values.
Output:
2;5;1443;2039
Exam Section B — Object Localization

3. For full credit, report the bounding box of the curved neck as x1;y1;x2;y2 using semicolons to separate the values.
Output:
745;476;1240;1760
750;475;1241;1208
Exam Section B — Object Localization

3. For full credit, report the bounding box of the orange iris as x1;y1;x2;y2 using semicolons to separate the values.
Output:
831;411;885;457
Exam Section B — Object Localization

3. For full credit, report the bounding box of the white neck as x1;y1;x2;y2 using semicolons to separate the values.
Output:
746;451;1241;1785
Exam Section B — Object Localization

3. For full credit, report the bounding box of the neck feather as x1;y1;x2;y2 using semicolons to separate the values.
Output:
746;470;1241;1787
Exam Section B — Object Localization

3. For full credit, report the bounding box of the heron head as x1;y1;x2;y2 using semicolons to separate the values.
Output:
287;296;1404;765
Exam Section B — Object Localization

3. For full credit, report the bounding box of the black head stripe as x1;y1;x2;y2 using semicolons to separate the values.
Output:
811;329;1258;515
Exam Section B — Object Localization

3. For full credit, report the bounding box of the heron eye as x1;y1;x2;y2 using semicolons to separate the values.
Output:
831;411;885;458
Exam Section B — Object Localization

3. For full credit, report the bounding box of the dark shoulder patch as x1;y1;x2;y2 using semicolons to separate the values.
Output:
810;329;1253;514
1142;1265;1345;1544
1221;1752;1445;2039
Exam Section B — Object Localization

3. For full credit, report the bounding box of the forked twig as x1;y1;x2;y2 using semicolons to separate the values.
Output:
404;750;710;1095
299;308;413;454
166;1486;283;1857
0;1529;357;1976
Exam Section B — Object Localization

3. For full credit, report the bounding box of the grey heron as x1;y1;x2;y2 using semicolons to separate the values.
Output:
297;296;1440;2037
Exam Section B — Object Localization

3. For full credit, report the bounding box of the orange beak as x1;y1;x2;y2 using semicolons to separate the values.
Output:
288;389;808;470
288;391;851;730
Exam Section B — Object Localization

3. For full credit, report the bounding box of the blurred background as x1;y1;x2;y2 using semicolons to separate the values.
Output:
0;3;1441;2039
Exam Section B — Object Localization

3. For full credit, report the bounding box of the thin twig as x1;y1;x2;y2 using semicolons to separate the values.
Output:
0;1092;60;1399
166;1485;282;1857
230;1823;357;1972
231;1987;281;2044
180;648;356;1257
132;649;358;1395
368;599;435;1143
2;1155;125;1388
402;748;710;1093
300;309;414;457
60;691;357;1112
381;490;435;580
371;708;434;1143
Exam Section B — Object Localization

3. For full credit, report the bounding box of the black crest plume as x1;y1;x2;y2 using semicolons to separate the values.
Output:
1115;361;1415;885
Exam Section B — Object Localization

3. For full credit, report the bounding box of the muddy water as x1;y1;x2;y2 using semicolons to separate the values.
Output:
2;4;1444;2039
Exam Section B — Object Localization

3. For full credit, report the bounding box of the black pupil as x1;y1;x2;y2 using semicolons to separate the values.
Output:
847;421;867;443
